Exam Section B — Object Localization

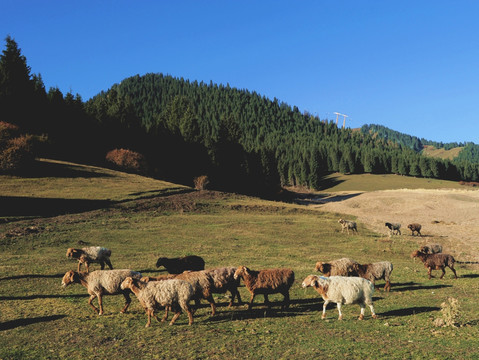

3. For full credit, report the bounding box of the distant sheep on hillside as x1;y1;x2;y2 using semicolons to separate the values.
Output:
420;244;442;254
338;219;358;234
407;223;422;236
411;249;457;280
385;222;401;235
66;246;113;272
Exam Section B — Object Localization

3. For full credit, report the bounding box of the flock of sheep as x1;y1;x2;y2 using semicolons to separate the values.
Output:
61;218;458;327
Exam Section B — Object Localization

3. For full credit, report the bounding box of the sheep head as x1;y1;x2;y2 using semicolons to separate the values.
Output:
338;219;344;224
301;275;319;288
120;277;134;290
66;248;79;258
61;270;77;287
315;262;330;275
234;266;249;280
411;249;426;258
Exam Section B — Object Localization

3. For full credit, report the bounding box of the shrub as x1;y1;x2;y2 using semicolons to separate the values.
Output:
434;297;461;328
105;148;147;174
0;122;35;174
193;175;209;190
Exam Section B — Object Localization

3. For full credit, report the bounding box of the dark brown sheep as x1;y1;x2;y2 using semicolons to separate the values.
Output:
407;223;422;236
156;255;205;274
411;250;457;279
233;266;294;310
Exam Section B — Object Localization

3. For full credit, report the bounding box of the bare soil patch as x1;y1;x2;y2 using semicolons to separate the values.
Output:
315;189;479;262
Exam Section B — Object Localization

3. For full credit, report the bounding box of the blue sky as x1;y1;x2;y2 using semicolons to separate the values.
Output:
1;1;478;144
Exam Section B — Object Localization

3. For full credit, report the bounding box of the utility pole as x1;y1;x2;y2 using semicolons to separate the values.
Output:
333;112;349;128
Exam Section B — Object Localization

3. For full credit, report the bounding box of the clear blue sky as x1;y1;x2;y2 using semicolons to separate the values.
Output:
2;0;478;144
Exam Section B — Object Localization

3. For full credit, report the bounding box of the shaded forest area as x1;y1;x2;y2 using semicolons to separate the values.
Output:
1;36;479;195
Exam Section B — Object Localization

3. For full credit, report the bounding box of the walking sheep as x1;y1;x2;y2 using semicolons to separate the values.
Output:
302;275;377;320
120;277;194;326
338;219;358;234
204;267;242;307
233;266;295;310
66;246;113;272
356;261;393;292
407;223;422;236
314;257;360;277
156;255;205;274
61;269;141;315
419;244;442;254
385;222;401;235
411;249;457;279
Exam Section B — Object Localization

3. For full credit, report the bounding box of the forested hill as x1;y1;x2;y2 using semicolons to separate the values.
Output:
2;36;479;192
83;73;479;186
361;124;479;166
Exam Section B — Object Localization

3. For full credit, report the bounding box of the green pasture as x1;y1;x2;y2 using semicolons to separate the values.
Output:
1;161;478;359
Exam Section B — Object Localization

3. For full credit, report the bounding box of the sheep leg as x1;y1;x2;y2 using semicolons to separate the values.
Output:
337;303;343;320
264;294;270;308
427;267;433;279
97;294;104;315
120;292;132;313
100;261;105;270
85;261;90;273
248;293;256;310
88;294;100;314
77;261;82;272
321;300;329;319
369;304;377;319
169;311;181;325
450;266;458;279
384;281;391;292
105;258;113;270
281;291;290;309
206;295;216;316
440;267;446;279
145;309;152;327
359;304;365;320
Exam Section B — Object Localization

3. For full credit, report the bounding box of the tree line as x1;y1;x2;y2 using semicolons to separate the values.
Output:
1;36;479;193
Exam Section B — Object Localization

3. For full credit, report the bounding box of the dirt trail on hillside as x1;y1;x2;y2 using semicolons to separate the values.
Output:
315;189;479;261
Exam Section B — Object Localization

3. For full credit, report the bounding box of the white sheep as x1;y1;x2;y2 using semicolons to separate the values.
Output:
61;269;141;315
302;275;377;320
66;246;113;272
121;277;194;326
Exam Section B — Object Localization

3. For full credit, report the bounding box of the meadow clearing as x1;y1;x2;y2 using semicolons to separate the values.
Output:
1;160;479;359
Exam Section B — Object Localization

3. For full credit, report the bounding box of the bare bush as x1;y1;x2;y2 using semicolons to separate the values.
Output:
105;148;147;174
193;175;209;190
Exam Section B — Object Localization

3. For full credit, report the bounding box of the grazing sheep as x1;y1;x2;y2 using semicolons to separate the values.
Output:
66;246;113;272
356;261;393;292
233;266;294;310
156;255;205;274
174;270;216;315
120;277;194;326
385;222;401;235
419;244;443;254
61;269;141;315
338;219;358;234
302;275;377;320
407;223;422;236
204;267;242;307
314;257;360;277
411;250;457;279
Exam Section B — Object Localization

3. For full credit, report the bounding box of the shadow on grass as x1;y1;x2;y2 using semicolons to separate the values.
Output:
460;274;479;279
0;293;88;301
21;160;114;179
0;314;67;331
391;282;452;292
0;196;113;218
379;306;440;317
0;273;64;281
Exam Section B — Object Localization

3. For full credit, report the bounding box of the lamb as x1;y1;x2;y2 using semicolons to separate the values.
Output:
385;222;401;235
419;244;443;254
314;257;360;277
156;255;205;274
233;266;295;310
120;277;194;326
204;267;242;307
356;261;393;292
61;269;141;315
66;246;113;272
338;218;358;234
411;250;457;279
407;223;422;236
302;275;377;320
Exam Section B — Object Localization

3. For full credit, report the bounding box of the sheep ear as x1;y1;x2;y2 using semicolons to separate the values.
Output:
243;267;249;275
311;279;318;287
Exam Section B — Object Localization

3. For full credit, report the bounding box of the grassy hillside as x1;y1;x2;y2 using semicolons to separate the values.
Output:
422;145;463;161
1;161;478;359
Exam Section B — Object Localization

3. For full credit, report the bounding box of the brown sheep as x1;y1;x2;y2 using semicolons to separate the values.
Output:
66;246;113;272
204;267;242;307
407;223;422;236
314;257;360;277
356;261;393;292
233;266;295;310
411;250;457;279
